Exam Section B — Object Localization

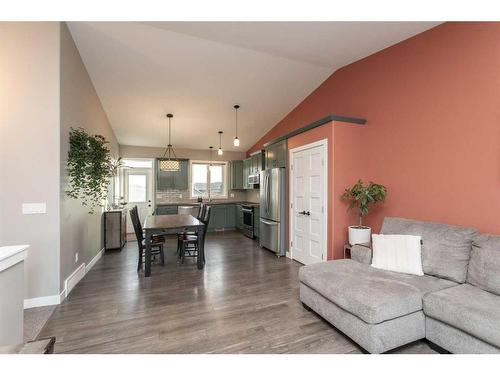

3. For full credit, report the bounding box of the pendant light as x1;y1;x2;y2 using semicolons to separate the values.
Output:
209;146;214;166
159;113;180;171
233;104;240;147
218;130;223;155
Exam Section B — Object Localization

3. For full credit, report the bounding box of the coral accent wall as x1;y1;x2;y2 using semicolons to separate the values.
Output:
249;22;500;258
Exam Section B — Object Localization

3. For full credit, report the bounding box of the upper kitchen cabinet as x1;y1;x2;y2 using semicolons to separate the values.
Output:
251;152;262;175
243;158;252;189
228;160;244;190
156;158;189;191
264;140;287;169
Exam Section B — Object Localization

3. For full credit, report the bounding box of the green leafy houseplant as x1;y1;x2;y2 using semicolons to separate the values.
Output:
66;127;117;213
341;180;387;227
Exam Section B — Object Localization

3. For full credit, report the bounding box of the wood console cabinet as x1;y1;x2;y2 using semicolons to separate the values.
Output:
104;210;127;250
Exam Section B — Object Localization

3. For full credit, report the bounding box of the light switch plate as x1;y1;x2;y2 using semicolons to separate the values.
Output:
22;203;47;215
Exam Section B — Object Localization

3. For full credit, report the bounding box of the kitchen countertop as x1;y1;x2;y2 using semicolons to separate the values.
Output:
156;201;260;207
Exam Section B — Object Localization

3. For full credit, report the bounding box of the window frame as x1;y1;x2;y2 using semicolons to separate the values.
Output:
189;160;228;199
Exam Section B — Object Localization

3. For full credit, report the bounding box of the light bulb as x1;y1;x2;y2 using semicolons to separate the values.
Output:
218;148;223;156
233;137;240;147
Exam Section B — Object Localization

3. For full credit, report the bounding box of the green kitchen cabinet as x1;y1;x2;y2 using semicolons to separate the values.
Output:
235;204;243;230
251;152;262;175
243;158;252;189
254;206;260;238
155;205;178;215
225;204;236;228
156;159;189;191
208;205;226;230
264;140;287;169
207;204;238;231
229;160;244;190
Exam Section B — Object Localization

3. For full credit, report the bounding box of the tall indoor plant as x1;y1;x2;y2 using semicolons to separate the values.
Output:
341;180;387;245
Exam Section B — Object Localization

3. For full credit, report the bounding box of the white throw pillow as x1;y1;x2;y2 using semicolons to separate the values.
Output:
371;234;424;276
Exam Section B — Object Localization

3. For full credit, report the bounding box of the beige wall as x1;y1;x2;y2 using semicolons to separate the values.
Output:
59;23;119;291
0;23;62;299
119;145;246;161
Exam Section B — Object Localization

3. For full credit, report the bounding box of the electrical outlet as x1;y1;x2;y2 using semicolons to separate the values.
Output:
179;194;183;199
230;193;235;198
75;252;79;263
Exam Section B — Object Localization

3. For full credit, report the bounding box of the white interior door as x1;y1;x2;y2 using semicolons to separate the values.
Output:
124;168;153;233
290;140;327;265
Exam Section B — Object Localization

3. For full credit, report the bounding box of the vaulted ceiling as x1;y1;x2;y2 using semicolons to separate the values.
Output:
68;22;440;151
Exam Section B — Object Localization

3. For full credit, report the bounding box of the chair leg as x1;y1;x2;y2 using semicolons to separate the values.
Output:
177;236;181;255
137;248;143;272
160;244;165;265
180;242;186;263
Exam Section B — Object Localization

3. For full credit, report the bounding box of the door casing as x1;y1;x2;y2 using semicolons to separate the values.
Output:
288;139;328;264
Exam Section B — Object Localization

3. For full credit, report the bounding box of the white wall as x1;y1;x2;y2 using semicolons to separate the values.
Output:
0;23;62;299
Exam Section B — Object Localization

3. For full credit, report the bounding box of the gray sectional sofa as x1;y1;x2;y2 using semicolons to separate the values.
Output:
299;217;500;353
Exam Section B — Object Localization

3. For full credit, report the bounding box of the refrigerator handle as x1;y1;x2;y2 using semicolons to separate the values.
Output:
266;173;270;215
263;173;268;215
260;218;278;226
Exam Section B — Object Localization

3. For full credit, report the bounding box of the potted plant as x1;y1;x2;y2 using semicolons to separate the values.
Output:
341;180;387;245
66;127;117;214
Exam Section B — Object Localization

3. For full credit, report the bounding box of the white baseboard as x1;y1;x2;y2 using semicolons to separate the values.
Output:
286;251;292;259
24;290;65;309
24;248;105;309
86;248;104;273
65;262;85;298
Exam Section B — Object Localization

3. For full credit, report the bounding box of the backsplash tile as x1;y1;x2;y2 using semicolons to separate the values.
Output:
156;189;251;204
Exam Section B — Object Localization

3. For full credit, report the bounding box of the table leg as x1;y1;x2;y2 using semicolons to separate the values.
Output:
197;227;204;270
145;231;152;277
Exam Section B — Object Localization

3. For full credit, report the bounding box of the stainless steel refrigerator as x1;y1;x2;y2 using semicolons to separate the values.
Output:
259;167;286;256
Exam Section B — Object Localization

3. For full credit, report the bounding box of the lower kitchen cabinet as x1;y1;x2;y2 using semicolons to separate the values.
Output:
236;204;243;230
207;204;237;231
254;206;260;238
155;205;178;215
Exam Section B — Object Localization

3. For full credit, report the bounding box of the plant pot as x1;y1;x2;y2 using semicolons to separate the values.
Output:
348;225;371;246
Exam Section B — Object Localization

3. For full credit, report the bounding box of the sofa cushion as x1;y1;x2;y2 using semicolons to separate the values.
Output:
468;234;500;296
381;217;477;283
423;283;500;348
298;259;456;324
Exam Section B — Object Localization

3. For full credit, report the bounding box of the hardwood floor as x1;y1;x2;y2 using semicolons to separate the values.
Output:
39;231;436;354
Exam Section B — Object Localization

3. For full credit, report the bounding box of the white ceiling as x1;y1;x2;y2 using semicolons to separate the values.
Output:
68;22;439;151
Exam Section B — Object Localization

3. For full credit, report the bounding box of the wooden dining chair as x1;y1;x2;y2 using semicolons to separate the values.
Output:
179;205;211;264
177;203;206;253
130;206;165;271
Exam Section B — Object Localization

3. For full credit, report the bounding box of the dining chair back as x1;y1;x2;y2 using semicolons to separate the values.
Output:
197;203;205;220
130;206;144;243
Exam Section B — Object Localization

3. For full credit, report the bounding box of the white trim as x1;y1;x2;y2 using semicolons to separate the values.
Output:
23;247;106;309
65;262;86;298
289;138;328;264
189;159;229;199
24;290;65;309
86;248;104;273
0;245;29;273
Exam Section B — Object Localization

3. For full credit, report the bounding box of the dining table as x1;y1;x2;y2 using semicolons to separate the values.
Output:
143;214;206;277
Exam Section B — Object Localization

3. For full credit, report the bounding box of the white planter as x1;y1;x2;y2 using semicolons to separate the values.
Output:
348;226;371;246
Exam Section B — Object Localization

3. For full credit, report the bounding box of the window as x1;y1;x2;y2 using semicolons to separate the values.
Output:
128;174;147;203
190;161;227;199
122;159;153;169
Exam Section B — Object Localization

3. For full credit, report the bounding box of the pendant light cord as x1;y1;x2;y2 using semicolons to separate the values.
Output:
235;106;238;138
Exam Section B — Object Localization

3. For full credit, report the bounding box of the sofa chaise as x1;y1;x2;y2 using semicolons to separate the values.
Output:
299;217;500;353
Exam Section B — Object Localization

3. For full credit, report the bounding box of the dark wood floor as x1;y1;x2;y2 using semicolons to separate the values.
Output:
39;231;435;354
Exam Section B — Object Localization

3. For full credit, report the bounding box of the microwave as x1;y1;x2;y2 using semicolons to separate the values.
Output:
248;174;260;185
